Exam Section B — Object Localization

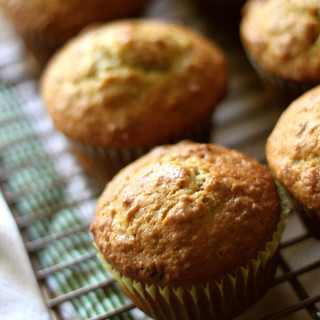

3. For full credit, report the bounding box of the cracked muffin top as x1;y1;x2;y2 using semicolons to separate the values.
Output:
0;0;146;38
240;0;320;82
91;141;281;286
266;85;320;217
40;19;227;148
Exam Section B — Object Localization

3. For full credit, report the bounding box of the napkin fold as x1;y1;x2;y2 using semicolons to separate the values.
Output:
0;193;50;320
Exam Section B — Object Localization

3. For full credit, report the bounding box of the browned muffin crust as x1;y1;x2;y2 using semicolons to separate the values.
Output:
266;85;320;217
0;0;146;38
91;141;281;287
240;0;320;82
41;19;227;148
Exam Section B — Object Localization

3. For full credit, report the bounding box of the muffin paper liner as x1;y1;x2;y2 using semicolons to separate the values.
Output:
245;53;318;103
282;187;320;239
16;29;68;68
95;183;289;320
70;111;213;185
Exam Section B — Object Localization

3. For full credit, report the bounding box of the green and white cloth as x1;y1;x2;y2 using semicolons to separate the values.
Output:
0;82;149;320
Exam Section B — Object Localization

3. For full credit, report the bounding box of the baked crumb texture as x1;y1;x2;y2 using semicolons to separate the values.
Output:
266;85;320;218
41;19;227;148
92;141;281;287
0;0;147;66
0;0;146;37
241;0;320;82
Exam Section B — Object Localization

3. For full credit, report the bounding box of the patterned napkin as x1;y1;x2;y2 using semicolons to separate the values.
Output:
0;75;149;319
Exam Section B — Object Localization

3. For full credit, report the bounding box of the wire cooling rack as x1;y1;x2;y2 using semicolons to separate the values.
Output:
0;0;319;319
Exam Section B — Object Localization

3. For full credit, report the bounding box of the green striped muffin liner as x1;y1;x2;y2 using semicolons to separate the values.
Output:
96;183;289;320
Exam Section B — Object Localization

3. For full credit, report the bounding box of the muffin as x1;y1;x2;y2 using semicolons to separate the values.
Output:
41;19;228;184
266;85;320;238
0;0;147;67
240;0;320;101
91;141;288;320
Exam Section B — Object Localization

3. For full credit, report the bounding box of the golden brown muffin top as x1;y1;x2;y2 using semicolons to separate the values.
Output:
266;85;320;217
40;19;227;148
91;141;281;286
0;0;145;37
240;0;320;82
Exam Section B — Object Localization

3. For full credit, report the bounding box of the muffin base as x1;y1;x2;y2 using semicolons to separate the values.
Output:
70;112;213;186
297;206;320;239
95;183;289;320
12;0;148;70
285;191;320;239
245;55;318;103
18;30;67;69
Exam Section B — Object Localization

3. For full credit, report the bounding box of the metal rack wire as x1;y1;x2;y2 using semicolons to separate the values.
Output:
0;1;319;319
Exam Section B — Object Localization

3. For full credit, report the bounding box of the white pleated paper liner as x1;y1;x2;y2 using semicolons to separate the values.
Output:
245;53;319;103
16;29;69;68
281;187;320;239
69;111;213;185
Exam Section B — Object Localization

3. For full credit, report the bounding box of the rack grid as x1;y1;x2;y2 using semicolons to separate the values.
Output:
0;1;319;319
